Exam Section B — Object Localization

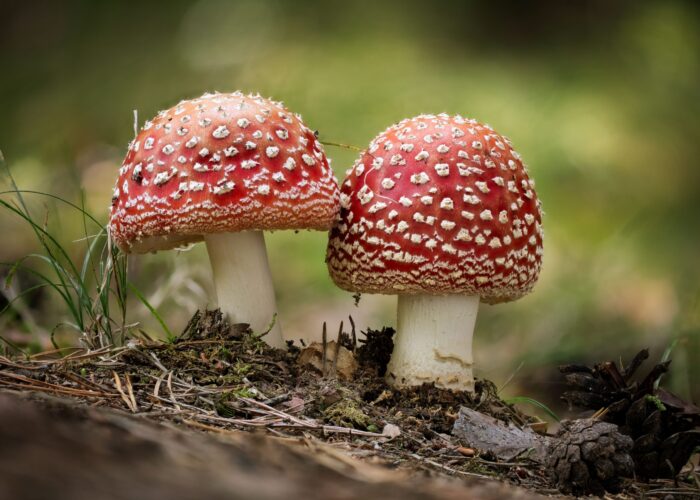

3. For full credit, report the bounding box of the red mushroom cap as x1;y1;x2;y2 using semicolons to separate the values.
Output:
326;114;543;304
109;92;339;253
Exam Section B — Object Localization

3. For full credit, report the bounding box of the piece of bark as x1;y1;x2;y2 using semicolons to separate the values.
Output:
0;390;542;500
452;407;550;461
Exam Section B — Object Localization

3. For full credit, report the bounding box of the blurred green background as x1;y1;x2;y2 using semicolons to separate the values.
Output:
1;0;698;413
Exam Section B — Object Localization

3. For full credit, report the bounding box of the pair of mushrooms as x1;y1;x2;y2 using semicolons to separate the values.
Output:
110;92;543;392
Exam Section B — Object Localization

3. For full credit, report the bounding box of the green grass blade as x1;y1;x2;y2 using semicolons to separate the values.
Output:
505;396;560;422
128;282;173;341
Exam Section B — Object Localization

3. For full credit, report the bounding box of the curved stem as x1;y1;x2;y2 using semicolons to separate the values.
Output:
387;294;479;391
205;231;284;348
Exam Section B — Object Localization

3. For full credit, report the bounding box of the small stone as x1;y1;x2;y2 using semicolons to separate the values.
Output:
382;424;401;439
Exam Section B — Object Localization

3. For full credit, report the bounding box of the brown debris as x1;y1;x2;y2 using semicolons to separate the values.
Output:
546;419;634;496
560;348;700;479
297;341;358;380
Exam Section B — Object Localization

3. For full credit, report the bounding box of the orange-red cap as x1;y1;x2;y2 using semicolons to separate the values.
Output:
110;92;339;253
326;114;543;304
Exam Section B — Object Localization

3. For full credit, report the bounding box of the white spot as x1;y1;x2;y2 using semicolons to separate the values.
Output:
499;210;509;224
420;195;433;205
441;220;456;230
198;147;209;157
388;210;398;219
480;209;493;221
410;234;423;244
423;134;434;144
340;193;351;209
252;130;263;139
162;144;175;155
441;243;457;254
224;146;238;157
471;140;483;150
475;234;486;245
245;141;256;150
390;154;405;166
462;211;474;220
437;144;450;154
434;163;449;177
257;184;271;195
381;178;395;189
399;196;413;207
199;118;212;127
488;237;502;248
455;229;472;242
283;157;296;170
357;185;374;205
153;167;177;186
185;137;199;149
396;221;409;232
440;198;454;210
144;137;155;150
237;118;250;128
463;194;480;205
400;143;414;152
475;181;490;193
414;150;429;162
189;180;205;192
493;176;505;186
212;181;235;195
212;125;230;139
368;202;387;214
275;128;289;140
302;154;316;166
241;160;258;169
410;172;430;185
265;146;280;158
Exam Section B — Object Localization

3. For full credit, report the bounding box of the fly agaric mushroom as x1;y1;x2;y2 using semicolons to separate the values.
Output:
110;92;339;348
326;114;543;391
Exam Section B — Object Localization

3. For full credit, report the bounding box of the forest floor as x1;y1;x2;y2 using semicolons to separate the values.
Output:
0;310;697;499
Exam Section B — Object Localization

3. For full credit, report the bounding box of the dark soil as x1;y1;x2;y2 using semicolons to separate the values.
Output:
0;310;698;499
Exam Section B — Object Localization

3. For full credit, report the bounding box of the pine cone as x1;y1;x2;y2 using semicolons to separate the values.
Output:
546;419;634;496
560;349;700;479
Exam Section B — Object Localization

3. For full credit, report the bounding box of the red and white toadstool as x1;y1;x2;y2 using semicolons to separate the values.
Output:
110;92;339;348
326;114;543;391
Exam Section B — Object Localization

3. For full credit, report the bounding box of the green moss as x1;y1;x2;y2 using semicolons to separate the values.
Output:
323;399;373;430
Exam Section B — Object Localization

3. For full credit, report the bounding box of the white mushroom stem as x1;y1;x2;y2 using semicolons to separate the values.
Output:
387;294;480;392
204;231;284;349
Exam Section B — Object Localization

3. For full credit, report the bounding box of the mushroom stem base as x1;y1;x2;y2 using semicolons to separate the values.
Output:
387;294;479;392
205;231;284;349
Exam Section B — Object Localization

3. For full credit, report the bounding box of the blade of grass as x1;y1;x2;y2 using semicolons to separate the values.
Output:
505;396;560;422
128;282;173;341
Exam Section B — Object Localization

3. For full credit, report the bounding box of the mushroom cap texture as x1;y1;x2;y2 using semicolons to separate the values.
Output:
109;92;340;253
326;114;543;304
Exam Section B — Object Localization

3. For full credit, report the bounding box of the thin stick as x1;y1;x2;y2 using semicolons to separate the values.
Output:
321;322;327;376
319;140;362;152
348;316;356;352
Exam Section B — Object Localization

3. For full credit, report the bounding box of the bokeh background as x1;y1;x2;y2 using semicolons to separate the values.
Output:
1;0;698;414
